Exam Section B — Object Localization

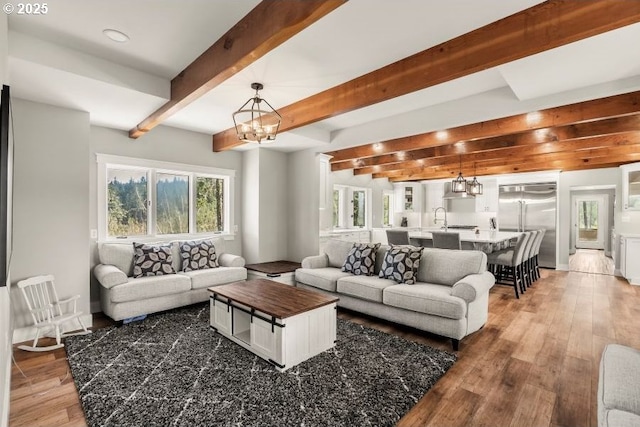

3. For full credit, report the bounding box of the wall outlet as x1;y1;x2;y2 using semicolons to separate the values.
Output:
234;225;238;232
90;229;98;239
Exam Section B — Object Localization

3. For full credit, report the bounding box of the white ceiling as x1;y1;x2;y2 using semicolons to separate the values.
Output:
7;0;640;153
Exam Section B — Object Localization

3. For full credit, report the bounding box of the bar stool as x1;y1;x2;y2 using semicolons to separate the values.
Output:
532;229;546;281
522;230;539;288
431;231;462;250
386;230;411;245
487;231;531;299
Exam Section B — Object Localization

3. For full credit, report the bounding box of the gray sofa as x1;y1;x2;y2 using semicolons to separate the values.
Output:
598;344;640;427
94;238;247;321
296;239;495;350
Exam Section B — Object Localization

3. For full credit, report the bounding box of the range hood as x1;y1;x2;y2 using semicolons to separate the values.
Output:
443;182;476;199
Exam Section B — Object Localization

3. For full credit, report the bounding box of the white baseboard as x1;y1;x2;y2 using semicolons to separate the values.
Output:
12;313;93;344
615;269;622;277
556;264;569;271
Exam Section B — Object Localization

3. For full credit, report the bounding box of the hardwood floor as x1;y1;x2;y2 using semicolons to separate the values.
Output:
569;249;614;275
9;270;640;427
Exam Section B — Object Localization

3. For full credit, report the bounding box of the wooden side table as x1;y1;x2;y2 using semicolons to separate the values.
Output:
244;260;301;286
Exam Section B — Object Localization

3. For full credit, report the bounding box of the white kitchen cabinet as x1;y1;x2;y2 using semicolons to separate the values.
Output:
620;163;640;211
394;183;423;213
424;182;444;213
475;178;498;212
620;235;640;285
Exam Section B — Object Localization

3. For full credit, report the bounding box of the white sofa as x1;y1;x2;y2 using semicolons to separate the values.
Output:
94;238;246;321
598;344;640;427
296;239;495;350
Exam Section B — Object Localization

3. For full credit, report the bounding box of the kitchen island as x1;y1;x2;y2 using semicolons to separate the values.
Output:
409;230;522;253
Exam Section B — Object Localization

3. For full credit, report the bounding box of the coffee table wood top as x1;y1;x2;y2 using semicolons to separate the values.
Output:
245;260;301;274
209;279;338;319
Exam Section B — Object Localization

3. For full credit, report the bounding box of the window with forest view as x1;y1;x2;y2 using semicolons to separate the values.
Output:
108;169;148;237
196;177;225;232
156;173;189;235
100;155;233;239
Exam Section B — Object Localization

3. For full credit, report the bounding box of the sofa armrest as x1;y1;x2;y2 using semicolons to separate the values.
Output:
218;253;246;268
94;264;128;289
301;254;329;269
451;271;495;303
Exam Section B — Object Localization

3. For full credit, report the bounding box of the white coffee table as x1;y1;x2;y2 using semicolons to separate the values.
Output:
209;279;339;372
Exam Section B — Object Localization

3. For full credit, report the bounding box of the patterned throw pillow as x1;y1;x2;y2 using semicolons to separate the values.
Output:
378;245;424;284
180;240;218;272
341;243;381;276
132;243;175;278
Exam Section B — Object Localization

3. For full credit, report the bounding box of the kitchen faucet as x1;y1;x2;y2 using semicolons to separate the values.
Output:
434;206;448;231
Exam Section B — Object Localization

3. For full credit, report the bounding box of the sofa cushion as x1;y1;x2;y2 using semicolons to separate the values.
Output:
601;410;640;427
99;243;135;276
295;267;352;292
418;248;487;286
324;239;355;268
180;267;247;290
598;344;640;427
379;245;424;284
337;275;396;303
341;243;381;276
383;284;467;319
110;274;191;303
180;240;219;271
133;243;176;278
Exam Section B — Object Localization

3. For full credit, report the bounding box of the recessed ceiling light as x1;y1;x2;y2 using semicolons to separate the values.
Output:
103;29;130;43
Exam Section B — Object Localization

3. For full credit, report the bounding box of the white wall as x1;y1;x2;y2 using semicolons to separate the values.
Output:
258;149;288;262
0;12;10;427
242;148;288;264
242;149;260;263
89;125;243;309
287;149;320;262
557;168;619;268
10;99;91;340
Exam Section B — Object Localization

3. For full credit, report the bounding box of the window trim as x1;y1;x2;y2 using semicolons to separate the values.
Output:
97;154;235;242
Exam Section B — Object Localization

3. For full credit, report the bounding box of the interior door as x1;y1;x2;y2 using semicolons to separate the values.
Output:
575;196;605;250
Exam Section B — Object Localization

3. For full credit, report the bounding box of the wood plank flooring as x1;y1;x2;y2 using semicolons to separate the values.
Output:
9;270;640;427
569;249;614;275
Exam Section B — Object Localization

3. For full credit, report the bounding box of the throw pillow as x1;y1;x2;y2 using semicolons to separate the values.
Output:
132;243;176;278
341;243;381;276
180;240;218;272
379;245;424;284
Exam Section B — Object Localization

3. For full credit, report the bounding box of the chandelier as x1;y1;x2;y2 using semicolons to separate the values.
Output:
232;83;282;143
452;155;467;193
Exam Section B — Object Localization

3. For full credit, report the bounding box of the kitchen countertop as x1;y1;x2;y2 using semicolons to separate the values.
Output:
409;230;521;244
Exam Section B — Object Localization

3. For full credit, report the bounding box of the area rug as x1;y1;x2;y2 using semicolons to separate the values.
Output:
65;303;456;427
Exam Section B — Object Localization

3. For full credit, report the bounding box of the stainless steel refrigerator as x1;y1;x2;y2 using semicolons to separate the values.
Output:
498;183;557;268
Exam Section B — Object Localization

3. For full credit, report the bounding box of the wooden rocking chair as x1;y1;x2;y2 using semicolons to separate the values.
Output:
17;275;90;352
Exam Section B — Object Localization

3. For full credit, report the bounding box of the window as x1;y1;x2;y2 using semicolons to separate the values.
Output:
382;190;394;227
332;185;371;229
196;176;225;233
332;189;341;228
107;169;148;236
98;154;235;240
352;190;366;227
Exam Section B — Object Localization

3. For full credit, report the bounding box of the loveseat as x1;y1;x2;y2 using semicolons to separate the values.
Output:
295;239;495;350
94;238;246;321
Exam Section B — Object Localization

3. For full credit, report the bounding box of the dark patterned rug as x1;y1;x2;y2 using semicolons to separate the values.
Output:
65;303;456;427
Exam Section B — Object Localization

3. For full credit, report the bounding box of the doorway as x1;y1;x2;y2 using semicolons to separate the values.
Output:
574;195;606;250
569;191;614;275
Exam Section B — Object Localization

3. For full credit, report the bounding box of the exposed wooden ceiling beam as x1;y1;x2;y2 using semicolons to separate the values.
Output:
378;145;640;181
346;116;640;175
128;0;346;139
213;0;640;151
328;90;640;166
377;137;640;180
